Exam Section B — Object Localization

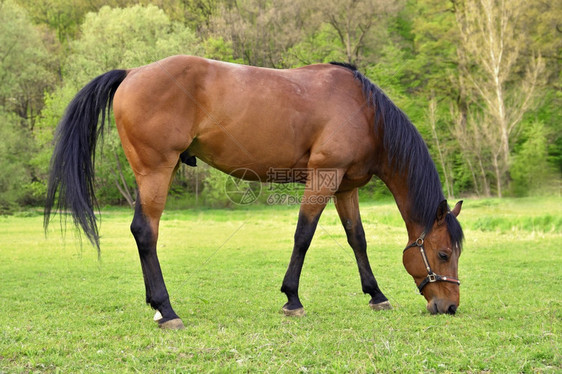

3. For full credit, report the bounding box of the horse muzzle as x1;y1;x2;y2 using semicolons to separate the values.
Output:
427;299;458;315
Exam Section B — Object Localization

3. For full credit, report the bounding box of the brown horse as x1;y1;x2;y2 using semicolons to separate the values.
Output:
45;55;464;329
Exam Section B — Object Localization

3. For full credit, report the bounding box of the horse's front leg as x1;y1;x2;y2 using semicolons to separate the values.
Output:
281;168;343;316
131;168;184;330
334;188;392;310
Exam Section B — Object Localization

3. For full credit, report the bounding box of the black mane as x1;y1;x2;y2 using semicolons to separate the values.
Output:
330;62;463;250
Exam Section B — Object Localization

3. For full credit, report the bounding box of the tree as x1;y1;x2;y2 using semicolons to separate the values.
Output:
16;0;85;43
0;110;35;212
427;97;454;199
0;0;56;130
179;0;219;33
517;0;562;178
315;0;401;67
17;0;185;43
450;102;491;196
208;0;313;67
510;122;556;196
65;5;201;83
454;0;545;197
0;0;57;209
407;0;459;95
284;23;347;67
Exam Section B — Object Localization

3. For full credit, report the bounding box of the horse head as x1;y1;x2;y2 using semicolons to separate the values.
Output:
403;200;464;314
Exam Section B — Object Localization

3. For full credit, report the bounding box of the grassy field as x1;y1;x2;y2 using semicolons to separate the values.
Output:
0;197;560;373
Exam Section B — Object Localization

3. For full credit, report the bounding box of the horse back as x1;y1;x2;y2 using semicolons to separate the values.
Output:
113;55;376;179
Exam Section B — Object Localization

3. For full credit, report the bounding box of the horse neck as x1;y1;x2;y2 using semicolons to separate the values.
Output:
373;156;426;241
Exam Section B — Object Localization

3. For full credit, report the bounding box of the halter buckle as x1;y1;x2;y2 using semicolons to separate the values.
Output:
427;273;437;283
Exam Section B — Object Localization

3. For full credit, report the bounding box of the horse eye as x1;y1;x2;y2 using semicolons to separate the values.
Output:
438;252;449;261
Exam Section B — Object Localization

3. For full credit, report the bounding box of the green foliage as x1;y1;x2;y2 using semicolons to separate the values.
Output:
17;0;92;42
201;165;232;207
66;5;202;83
201;36;241;63
95;135;137;206
0;0;56;125
510;122;556;196
407;0;458;96
534;88;562;173
284;23;346;67
0;110;35;212
0;2;50;211
181;0;219;32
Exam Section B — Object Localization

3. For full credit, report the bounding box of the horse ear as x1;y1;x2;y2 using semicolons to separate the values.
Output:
436;200;448;225
452;200;463;217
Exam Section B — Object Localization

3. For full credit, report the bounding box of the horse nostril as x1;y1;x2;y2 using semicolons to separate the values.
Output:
447;304;457;315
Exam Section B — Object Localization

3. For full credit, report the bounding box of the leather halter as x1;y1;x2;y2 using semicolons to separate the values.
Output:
403;231;460;295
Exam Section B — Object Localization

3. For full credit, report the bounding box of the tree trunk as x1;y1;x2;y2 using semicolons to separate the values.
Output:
429;98;454;199
491;153;502;198
478;158;491;197
465;157;481;197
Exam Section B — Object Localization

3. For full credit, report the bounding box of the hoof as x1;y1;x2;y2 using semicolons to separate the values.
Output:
153;310;163;322
369;301;392;311
282;306;306;317
158;318;185;330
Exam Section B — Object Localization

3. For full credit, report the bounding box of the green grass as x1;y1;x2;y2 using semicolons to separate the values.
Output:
1;197;560;372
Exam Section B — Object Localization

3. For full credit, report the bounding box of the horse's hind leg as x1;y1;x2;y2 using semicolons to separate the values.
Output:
281;207;323;316
130;166;185;329
334;189;391;310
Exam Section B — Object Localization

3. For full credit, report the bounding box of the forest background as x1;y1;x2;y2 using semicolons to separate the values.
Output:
0;0;560;212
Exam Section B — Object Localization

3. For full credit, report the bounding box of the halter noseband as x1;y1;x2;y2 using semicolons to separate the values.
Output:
403;231;460;295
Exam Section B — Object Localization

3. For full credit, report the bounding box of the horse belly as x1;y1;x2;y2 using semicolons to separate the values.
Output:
188;117;311;179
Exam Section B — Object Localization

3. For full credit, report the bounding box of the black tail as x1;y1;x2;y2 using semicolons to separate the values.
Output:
44;69;128;250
